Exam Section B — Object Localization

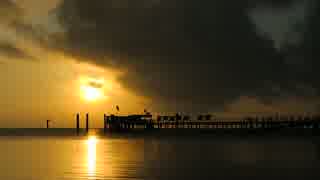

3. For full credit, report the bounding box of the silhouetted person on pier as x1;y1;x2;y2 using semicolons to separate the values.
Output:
281;116;288;128
304;116;312;128
254;116;258;128
311;116;317;129
316;116;320;128
176;113;182;121
197;115;203;128
157;116;162;128
175;113;182;128
169;116;175;128
261;117;265;129
163;116;169;128
247;117;253;129
275;113;280;122
297;116;303;128
243;117;249;128
183;115;190;128
289;116;295;128
267;117;273;129
250;118;254;129
314;116;319;128
204;114;212;128
205;114;212;121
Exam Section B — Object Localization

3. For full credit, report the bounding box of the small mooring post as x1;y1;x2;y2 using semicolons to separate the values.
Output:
104;114;107;133
76;113;80;134
46;120;50;129
86;113;89;133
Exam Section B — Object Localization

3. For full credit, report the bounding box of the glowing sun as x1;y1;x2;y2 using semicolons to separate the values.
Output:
79;77;108;102
81;85;102;101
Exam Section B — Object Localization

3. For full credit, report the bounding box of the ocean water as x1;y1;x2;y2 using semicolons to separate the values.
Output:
0;135;319;180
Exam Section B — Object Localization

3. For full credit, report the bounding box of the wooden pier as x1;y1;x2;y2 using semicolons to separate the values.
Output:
75;113;320;134
100;114;320;132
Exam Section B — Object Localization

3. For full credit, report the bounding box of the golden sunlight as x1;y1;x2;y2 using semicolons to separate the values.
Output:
87;136;97;177
81;85;102;101
80;77;107;102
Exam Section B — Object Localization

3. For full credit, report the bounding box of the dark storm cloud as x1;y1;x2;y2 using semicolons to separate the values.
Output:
88;81;103;89
272;0;320;96
56;0;314;111
290;1;320;92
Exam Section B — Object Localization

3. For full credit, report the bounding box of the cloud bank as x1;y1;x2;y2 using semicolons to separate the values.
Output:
54;0;320;112
1;0;318;113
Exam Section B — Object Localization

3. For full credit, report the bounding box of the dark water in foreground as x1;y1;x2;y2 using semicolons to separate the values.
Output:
0;135;320;180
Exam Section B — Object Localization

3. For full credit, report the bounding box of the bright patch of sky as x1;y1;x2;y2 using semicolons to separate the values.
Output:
249;0;312;49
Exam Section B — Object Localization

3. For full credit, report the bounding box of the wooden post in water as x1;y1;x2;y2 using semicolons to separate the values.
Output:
104;114;107;133
86;113;89;133
46;120;50;129
76;113;80;134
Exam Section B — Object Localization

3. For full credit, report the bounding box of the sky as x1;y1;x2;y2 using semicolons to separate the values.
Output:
0;0;319;127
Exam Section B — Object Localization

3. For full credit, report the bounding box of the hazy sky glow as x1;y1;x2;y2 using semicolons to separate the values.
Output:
0;0;319;127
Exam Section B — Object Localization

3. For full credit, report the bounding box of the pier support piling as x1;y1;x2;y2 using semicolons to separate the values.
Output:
46;120;50;129
104;114;107;133
86;113;89;133
76;113;80;134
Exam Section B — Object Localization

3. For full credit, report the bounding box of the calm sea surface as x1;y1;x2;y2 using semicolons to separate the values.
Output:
0;135;320;180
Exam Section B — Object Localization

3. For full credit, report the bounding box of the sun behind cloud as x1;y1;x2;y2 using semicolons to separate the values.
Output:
81;85;102;101
80;77;107;102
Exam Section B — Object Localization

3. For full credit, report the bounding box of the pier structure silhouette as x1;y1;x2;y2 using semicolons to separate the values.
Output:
74;112;320;133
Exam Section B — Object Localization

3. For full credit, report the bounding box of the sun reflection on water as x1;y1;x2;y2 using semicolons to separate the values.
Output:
87;136;97;178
